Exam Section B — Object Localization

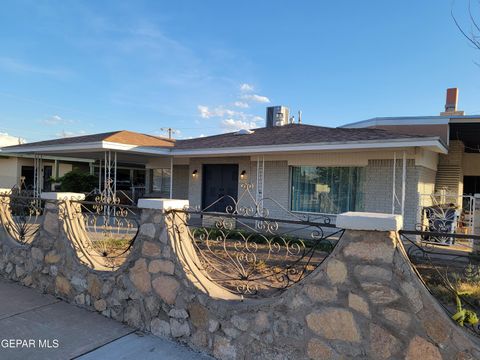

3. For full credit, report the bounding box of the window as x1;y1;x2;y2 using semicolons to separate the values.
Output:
291;166;365;214
151;168;171;196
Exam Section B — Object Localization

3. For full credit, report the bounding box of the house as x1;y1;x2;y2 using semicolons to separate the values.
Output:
343;88;480;233
2;103;452;231
0;133;93;191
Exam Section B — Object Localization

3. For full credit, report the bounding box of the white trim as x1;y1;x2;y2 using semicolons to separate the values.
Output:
101;141;171;155
171;137;448;156
1;136;448;157
342;116;450;128
1;141;105;153
0;152;95;163
342;115;480;128
1;141;172;156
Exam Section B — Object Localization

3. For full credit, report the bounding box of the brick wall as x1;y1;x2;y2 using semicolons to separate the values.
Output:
364;160;437;230
183;158;435;229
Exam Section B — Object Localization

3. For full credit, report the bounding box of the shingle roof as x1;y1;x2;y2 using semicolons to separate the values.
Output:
174;124;432;150
2;124;439;154
4;130;175;150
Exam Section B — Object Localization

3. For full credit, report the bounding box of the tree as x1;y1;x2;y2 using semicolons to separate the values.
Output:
452;1;480;52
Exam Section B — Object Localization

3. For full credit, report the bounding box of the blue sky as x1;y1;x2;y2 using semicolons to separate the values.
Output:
0;0;479;142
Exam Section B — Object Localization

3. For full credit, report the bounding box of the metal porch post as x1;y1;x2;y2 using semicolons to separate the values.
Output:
169;156;173;199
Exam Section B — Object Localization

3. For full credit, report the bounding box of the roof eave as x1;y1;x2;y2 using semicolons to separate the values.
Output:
1;141;172;156
171;137;448;156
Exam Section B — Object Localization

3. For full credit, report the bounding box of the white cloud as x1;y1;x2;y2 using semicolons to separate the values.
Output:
0;132;25;147
241;94;270;103
41;114;73;125
233;101;249;108
55;130;87;138
221;119;258;132
197;82;269;134
0;57;72;78
240;83;254;92
197;105;210;118
197;105;236;119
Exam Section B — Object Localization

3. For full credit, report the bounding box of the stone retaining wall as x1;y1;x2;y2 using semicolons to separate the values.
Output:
0;201;479;359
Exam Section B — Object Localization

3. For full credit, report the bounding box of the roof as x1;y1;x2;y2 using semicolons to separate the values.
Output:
342;115;480;128
174;123;436;150
3;130;175;150
0;124;447;157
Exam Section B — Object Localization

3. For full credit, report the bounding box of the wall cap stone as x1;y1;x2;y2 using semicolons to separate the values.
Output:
336;212;403;231
40;192;86;200
138;198;189;210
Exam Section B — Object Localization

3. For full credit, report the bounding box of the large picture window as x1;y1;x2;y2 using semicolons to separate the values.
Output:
291;166;365;214
151;168;171;197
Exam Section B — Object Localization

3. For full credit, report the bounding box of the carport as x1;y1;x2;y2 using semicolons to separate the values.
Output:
1;131;175;202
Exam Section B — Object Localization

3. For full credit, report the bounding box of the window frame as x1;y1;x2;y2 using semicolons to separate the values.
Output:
289;165;365;215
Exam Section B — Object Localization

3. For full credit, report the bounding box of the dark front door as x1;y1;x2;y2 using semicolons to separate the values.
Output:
202;164;239;212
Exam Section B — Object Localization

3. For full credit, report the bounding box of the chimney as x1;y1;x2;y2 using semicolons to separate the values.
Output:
440;88;464;116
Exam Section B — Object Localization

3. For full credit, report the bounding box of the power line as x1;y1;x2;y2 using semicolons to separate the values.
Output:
160;127;179;139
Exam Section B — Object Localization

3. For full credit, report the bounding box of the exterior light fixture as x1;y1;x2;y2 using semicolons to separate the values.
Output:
192;169;198;178
240;170;247;180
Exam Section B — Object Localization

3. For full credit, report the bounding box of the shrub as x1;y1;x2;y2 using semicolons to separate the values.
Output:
56;170;97;193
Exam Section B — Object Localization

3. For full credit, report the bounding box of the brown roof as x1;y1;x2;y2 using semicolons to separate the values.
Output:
174;124;432;150
4;130;175;149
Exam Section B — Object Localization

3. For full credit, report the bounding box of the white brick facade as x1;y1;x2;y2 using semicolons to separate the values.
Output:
171;155;437;229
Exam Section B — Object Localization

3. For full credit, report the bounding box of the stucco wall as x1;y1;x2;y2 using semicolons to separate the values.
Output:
463;153;480;177
0;202;478;359
172;165;189;200
0;157;18;188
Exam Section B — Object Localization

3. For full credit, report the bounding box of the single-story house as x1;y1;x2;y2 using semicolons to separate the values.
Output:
2;88;479;233
0;153;94;191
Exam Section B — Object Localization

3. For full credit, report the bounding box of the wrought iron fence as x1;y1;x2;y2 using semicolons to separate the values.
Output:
400;230;480;336
61;195;139;271
0;191;44;244
417;192;475;238
168;183;343;298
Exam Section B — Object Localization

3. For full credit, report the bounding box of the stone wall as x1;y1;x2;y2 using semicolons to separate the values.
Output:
0;201;479;359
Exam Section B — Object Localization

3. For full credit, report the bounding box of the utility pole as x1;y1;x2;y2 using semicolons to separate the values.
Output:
160;127;178;139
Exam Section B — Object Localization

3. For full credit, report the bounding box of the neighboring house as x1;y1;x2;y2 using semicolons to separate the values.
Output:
343;88;480;233
0;132;93;191
1;131;175;200
4;88;480;232
0;153;93;191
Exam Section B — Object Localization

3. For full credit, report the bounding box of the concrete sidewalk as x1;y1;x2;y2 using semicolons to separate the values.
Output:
0;279;212;360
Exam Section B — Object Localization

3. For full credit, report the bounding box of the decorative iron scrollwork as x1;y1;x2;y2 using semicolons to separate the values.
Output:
169;183;341;297
400;230;480;336
0;191;43;244
61;195;139;271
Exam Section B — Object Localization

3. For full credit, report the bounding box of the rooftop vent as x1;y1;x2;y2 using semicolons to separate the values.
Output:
235;129;254;135
266;106;290;127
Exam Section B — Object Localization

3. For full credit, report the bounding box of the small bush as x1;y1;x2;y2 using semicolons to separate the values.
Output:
56;170;97;193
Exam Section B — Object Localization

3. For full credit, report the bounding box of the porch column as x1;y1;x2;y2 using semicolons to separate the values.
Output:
169;156;173;199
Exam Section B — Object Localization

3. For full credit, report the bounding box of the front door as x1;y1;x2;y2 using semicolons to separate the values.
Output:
202;164;239;212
